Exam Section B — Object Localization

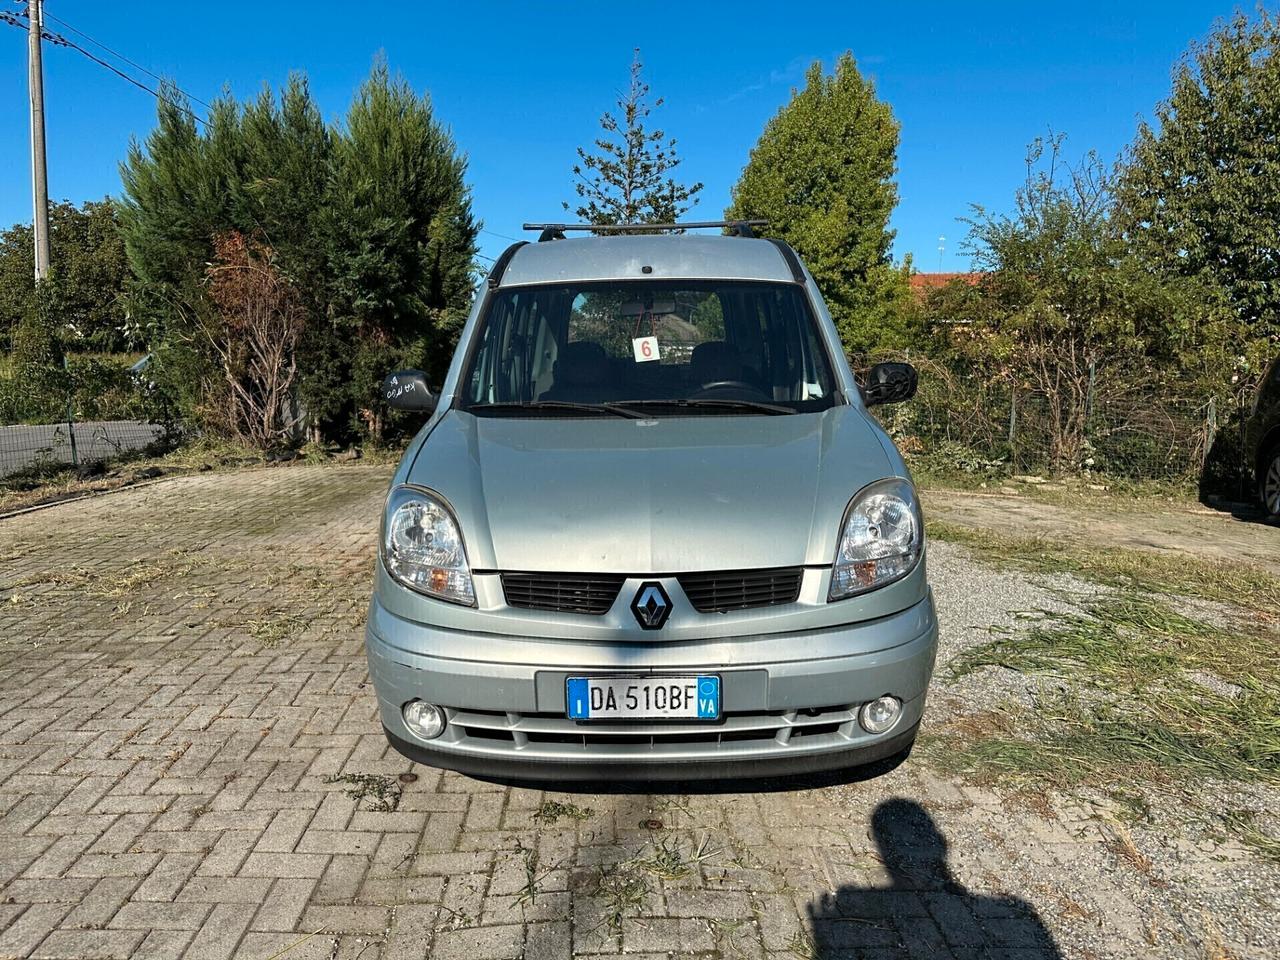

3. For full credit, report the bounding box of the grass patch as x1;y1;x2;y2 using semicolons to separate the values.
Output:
927;519;1280;614
634;834;716;882
1;550;221;603
931;591;1279;788
1224;811;1280;864
532;799;595;825
590;860;651;934
323;772;402;812
247;613;309;648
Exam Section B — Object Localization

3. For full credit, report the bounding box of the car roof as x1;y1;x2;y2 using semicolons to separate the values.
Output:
497;234;799;287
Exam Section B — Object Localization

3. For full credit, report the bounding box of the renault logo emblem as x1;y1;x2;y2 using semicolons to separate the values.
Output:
630;581;672;630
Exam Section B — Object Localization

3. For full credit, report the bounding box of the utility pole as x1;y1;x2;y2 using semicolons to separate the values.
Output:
27;0;75;466
28;0;51;282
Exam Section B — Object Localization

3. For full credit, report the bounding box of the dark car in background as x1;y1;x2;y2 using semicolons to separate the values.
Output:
1247;355;1280;521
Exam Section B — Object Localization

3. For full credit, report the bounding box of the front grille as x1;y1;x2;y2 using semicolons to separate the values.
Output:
445;704;857;752
501;572;625;615
678;567;803;613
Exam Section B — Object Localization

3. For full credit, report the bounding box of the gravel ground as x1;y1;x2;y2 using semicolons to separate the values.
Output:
920;538;1280;959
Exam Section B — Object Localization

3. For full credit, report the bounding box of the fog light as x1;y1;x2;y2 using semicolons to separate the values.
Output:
858;696;902;734
402;700;445;740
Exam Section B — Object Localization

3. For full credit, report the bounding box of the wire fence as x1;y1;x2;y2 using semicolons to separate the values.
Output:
0;419;176;480
872;362;1217;483
0;353;1222;487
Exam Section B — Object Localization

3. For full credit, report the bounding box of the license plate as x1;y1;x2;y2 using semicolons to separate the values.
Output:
566;675;720;721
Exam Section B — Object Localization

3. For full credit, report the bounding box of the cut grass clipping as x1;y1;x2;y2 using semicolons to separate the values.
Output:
927;520;1280;614
929;590;1279;788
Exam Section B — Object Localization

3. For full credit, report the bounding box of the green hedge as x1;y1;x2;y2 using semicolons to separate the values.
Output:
0;354;166;425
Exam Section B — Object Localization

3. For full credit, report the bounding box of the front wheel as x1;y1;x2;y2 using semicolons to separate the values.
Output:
1261;442;1280;521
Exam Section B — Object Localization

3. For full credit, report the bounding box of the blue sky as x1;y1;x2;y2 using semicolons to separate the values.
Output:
0;1;1240;271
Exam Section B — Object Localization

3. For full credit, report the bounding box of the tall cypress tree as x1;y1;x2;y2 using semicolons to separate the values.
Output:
727;54;911;358
321;62;478;439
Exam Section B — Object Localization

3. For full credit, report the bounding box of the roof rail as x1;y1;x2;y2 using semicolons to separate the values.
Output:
522;220;769;241
767;238;807;285
486;241;528;289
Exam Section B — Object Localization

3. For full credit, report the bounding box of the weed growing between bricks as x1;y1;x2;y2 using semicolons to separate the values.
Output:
0;547;368;652
589;858;652;935
531;799;595;825
579;831;724;935
323;773;403;812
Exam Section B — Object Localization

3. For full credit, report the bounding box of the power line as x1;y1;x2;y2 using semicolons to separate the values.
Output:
1;7;208;127
481;228;521;243
41;8;215;112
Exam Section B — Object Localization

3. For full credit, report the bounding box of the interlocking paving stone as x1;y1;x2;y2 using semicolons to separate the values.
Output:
1;465;1273;960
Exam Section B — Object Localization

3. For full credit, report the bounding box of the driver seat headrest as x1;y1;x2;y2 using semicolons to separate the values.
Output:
690;341;743;384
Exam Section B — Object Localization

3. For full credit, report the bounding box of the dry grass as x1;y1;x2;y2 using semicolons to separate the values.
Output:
928;519;1280;614
1224;810;1280;864
930;591;1278;788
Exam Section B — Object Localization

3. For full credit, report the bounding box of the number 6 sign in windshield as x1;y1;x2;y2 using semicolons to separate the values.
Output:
632;336;660;363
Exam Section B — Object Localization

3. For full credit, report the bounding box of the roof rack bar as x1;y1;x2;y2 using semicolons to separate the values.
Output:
522;220;769;240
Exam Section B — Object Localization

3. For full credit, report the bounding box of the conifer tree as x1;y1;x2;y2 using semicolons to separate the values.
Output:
566;49;702;225
118;64;477;445
727;54;911;357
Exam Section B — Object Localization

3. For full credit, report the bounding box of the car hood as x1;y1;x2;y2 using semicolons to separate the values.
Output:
407;407;897;573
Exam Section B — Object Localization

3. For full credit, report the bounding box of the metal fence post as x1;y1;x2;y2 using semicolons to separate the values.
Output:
1206;396;1217;454
62;354;78;468
1085;361;1096;431
1008;389;1018;472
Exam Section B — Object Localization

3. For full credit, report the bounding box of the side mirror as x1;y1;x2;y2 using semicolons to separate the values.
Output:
862;362;918;407
382;370;437;413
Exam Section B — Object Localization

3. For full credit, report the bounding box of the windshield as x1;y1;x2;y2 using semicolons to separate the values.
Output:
461;280;839;415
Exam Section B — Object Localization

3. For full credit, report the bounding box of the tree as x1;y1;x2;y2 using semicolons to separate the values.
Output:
5;278;68;423
119;75;331;429
1116;9;1280;391
566;49;702;225
727;53;911;358
199;232;306;447
945;136;1175;473
320;62;478;439
118;64;477;446
0;200;130;354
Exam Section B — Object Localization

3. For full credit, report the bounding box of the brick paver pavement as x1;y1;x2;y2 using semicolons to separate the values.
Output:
0;465;1270;959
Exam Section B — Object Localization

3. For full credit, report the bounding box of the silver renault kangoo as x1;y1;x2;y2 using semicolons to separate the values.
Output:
365;221;937;781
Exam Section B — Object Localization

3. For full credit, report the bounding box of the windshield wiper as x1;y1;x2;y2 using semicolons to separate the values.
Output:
613;398;796;416
467;400;645;419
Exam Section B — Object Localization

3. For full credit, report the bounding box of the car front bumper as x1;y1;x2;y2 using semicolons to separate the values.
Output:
364;591;938;781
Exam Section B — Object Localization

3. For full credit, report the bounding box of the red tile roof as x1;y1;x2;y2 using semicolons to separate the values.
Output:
909;272;982;293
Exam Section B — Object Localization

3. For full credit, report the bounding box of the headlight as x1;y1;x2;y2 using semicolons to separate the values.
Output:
829;478;923;600
382;486;475;605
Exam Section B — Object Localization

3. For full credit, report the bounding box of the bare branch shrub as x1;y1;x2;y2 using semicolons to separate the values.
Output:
199;232;305;448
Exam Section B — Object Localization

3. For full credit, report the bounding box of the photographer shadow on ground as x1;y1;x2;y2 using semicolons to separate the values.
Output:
807;798;1064;958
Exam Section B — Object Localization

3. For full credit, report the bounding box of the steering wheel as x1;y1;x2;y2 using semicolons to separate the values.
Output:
689;380;767;399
